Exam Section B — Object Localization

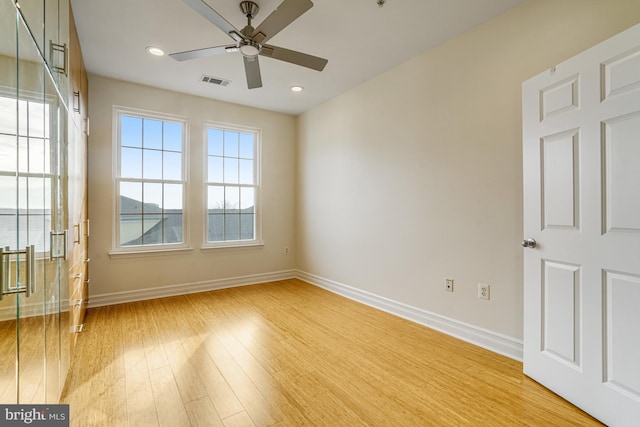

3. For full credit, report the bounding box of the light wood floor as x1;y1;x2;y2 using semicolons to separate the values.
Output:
59;279;601;426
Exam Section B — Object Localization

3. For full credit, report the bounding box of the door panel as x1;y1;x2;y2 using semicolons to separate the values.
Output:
0;0;67;405
523;23;640;425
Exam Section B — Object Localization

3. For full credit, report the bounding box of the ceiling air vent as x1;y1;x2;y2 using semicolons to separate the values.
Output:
200;75;231;86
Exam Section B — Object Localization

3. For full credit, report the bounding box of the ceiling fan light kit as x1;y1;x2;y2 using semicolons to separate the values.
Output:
170;0;328;89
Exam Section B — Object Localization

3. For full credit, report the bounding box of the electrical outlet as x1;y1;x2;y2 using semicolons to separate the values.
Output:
445;278;454;292
478;283;490;300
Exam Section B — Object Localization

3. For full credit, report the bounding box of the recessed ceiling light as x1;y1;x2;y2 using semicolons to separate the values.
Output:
146;46;165;57
290;85;304;92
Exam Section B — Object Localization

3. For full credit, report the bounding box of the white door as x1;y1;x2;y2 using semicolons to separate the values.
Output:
522;24;640;426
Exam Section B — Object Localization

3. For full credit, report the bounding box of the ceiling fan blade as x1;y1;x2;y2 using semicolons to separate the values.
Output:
251;0;313;44
169;45;233;62
181;0;243;40
261;44;327;71
243;56;263;89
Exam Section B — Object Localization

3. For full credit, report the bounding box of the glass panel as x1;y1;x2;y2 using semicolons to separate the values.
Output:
208;214;224;241
163;122;182;152
143;149;162;180
208;186;224;211
0;97;17;134
208;128;223;156
224;158;238;184
208;156;223;183
143;183;162;213
164;184;182;211
121;147;142;178
225;186;240;213
239;159;253;185
0;134;17;171
239;133;254;159
225;214;240;240
240;214;254;240
120;214;142;246
0;0;18;403
121;116;142;148
163;213;183;244
143;119;162;150
163;151;181;180
240;187;255;213
120;181;142;214
224;131;238;157
142;215;163;245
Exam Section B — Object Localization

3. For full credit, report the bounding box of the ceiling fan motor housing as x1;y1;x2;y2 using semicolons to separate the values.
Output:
240;1;259;19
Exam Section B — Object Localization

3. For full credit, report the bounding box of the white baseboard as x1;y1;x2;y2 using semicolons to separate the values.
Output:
296;270;523;361
87;269;297;308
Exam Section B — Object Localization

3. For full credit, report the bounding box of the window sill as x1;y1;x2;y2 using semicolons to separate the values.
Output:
109;246;194;259
200;242;264;252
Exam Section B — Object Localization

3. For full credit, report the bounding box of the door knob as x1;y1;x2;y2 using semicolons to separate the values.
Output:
521;238;536;248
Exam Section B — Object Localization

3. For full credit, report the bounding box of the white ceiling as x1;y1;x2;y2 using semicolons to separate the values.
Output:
70;0;524;115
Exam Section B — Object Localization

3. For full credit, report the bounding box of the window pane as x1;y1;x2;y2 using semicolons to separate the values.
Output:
163;122;182;152
224;157;238;184
28;101;46;138
143;119;162;149
240;187;254;213
208;214;224;241
164;183;182;211
240;214;254;240
0;97;17;135
208;185;224;211
27;176;48;211
143;149;162;179
143;182;162;213
225;186;239;213
239;133;253;159
121;116;142;147
208;156;223;183
120;214;142;246
121;147;142;178
142;215;163;245
224;131;238;157
208;128;223;156
0;175;17;210
163;151;181;180
225;214;239;240
0;134;16;171
120;182;142;214
239;159;253;185
163;213;183;243
28;138;47;174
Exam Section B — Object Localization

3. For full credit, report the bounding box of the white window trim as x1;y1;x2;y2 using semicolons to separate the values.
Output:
201;121;262;249
110;105;191;254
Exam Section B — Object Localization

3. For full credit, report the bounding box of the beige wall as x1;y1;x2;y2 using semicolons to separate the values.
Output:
88;75;297;297
296;0;640;340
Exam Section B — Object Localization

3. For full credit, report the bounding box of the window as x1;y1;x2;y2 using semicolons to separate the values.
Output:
0;94;53;252
115;109;186;249
205;125;260;246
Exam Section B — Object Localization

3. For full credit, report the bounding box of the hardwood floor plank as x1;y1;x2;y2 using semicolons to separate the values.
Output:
149;366;192;427
184;396;225;427
222;411;256;427
60;279;602;426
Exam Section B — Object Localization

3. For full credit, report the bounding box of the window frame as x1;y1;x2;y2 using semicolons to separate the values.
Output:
111;106;189;254
202;121;262;249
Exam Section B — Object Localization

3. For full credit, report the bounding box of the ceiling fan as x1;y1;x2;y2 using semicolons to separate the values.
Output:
170;0;328;89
